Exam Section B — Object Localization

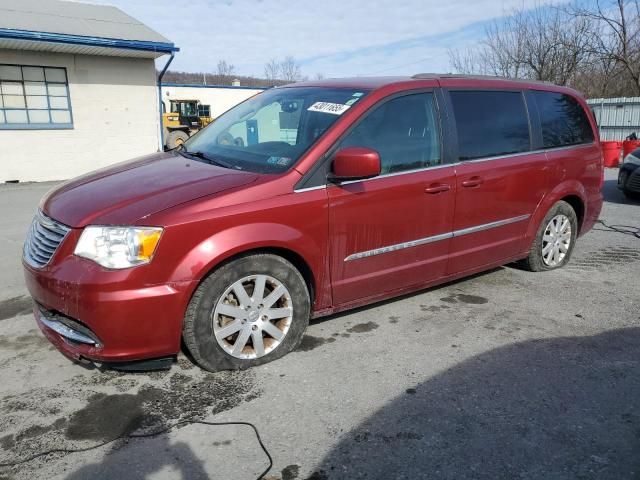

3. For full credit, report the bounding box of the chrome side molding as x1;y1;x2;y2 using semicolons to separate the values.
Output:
345;214;530;261
452;214;530;237
345;232;453;261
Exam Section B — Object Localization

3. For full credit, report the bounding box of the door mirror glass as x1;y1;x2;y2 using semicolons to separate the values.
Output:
331;147;381;181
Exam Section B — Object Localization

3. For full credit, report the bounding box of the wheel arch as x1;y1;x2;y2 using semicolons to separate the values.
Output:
171;223;327;314
524;181;587;251
204;246;317;305
559;194;585;233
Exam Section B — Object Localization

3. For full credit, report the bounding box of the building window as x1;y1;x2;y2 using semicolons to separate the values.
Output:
198;104;211;117
0;64;73;130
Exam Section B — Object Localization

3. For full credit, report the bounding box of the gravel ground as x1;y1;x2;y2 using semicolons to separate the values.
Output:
0;169;638;480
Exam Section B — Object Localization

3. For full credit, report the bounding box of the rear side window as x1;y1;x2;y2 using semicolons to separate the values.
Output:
339;92;441;174
533;91;594;148
450;90;531;160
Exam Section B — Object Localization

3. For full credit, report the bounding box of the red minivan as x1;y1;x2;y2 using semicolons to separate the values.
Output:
23;75;603;371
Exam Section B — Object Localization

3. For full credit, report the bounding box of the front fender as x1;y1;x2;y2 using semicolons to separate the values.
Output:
168;221;327;304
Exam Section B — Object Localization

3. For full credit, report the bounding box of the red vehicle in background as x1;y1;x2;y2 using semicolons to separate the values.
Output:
23;75;603;371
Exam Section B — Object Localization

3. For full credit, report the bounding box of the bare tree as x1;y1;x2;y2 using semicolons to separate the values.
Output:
263;57;303;83
571;0;640;95
449;48;488;76
520;7;594;84
280;56;302;82
216;60;235;77
449;1;640;97
264;58;280;81
450;5;594;85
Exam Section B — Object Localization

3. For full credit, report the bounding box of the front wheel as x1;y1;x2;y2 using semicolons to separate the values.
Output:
521;200;578;272
622;189;640;201
183;254;310;371
166;130;189;150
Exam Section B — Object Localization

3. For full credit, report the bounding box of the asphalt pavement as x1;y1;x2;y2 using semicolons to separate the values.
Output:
0;169;638;480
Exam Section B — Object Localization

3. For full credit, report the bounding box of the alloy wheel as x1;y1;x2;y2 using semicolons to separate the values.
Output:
541;214;572;267
212;274;293;359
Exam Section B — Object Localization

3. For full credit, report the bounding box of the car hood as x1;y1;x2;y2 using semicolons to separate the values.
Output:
42;152;259;227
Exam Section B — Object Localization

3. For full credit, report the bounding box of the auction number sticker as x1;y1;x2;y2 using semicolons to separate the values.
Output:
307;102;351;115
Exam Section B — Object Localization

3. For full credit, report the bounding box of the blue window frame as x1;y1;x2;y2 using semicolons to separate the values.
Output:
0;64;73;130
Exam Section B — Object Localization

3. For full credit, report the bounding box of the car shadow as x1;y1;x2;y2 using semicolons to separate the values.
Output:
309;327;640;479
602;178;640;205
311;267;506;325
65;431;211;480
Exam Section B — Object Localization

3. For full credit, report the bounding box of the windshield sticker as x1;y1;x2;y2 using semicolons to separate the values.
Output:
307;102;351;115
267;156;292;166
345;98;359;106
352;92;364;97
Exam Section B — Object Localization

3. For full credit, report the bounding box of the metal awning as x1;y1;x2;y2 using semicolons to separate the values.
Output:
0;28;178;58
0;0;177;58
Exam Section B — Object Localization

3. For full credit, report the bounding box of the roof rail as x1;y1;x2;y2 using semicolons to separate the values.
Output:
410;73;441;79
411;73;553;85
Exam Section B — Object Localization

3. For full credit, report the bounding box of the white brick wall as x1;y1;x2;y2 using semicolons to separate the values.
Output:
0;49;160;182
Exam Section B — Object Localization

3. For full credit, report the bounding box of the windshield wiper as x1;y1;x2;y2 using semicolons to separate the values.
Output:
178;146;235;169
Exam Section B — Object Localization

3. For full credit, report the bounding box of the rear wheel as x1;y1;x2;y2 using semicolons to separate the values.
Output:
521;201;578;272
166;130;189;150
183;254;310;371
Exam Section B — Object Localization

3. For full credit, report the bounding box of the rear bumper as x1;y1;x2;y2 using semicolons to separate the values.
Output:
24;258;196;363
581;191;603;236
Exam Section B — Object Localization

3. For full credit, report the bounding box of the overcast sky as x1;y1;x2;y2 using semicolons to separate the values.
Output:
83;0;548;78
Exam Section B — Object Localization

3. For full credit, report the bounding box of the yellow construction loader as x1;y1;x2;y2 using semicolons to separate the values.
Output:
162;99;213;149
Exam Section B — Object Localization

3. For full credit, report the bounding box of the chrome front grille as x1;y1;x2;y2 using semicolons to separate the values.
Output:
23;211;71;268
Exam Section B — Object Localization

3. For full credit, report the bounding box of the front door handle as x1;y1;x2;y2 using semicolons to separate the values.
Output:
425;183;451;194
461;176;483;188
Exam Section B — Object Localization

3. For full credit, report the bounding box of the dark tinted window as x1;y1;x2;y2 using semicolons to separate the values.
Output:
198;104;211;117
533;91;594;148
339;93;441;174
450;90;530;160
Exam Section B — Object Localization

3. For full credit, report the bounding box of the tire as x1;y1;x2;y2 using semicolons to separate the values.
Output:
166;130;189;150
622;189;640;201
520;200;578;272
183;254;310;372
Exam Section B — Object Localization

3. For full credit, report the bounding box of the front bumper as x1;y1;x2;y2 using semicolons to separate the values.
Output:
618;162;640;193
24;254;196;363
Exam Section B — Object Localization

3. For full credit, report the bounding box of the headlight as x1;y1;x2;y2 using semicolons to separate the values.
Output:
623;153;640;165
74;226;163;269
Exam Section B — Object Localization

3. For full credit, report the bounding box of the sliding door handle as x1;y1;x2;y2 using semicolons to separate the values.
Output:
425;183;451;194
461;176;484;188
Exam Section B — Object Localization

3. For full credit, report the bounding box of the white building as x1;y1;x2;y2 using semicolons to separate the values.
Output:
160;84;266;121
0;0;178;182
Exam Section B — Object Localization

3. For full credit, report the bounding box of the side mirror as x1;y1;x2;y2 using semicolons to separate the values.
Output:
330;147;381;181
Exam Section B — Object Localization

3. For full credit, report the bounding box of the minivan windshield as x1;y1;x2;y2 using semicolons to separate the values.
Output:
183;87;369;173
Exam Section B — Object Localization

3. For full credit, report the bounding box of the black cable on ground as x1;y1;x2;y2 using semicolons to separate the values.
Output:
595;219;640;239
0;419;273;479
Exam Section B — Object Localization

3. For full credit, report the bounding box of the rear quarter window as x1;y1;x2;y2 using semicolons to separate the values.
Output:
532;91;594;148
449;90;531;161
